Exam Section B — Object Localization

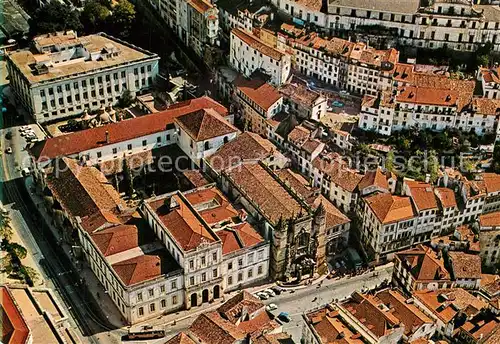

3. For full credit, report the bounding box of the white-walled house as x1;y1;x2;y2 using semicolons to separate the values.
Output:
174;107;240;166
29;96;230;177
6;31;159;123
230;28;291;86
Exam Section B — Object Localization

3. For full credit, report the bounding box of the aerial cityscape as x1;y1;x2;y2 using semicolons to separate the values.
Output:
2;0;500;343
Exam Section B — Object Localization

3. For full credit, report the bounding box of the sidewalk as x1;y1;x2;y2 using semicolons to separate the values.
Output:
25;176;126;329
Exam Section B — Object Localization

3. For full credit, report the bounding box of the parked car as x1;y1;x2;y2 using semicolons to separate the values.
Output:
271;286;283;295
5;147;12;154
263;289;276;297
256;292;269;300
332;100;344;107
266;303;278;311
278;312;291;323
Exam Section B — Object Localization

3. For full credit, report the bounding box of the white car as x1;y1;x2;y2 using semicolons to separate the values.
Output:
256;292;269;300
263;289;276;297
266;303;278;311
19;125;30;132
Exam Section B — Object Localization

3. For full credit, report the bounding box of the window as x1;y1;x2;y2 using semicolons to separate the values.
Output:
166;134;171;141
228;262;233;270
258;265;263;275
213;269;218;278
82;80;87;87
238;258;243;266
201;256;206;265
258;250;264;260
171;280;177;289
97;152;102;158
113;73;118;80
202;272;206;282
142;140;147;146
128;144;132;150
73;82;78;89
98;76;103;83
134;68;138;75
141;66;145;73
161;299;166;308
228;276;233;285
65;84;70;91
75;94;80;101
137;292;143;301
149;289;154;297
67;96;72;103
48;88;54;95
90;78;95;86
160;285;165;293
190;276;195;285
138;307;144;316
112;148;117;154
58;98;64;105
212;252;217;262
248;253;254;264
150;303;155;312
121;71;126;78
157;136;161;143
238;272;243;282
40;90;45;97
248;269;253;278
147;65;152;72
172;295;178;304
189;260;194;269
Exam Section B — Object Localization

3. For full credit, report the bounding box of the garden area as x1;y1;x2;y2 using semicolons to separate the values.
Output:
0;209;38;286
351;127;498;182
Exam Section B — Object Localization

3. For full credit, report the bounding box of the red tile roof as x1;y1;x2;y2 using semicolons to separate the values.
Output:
45;157;127;233
231;28;285;61
406;181;438;211
217;291;263;323
482;173;500;194
189;312;246;344
358;167;389;192
208;132;279;172
148;193;219;252
224;163;306;224
90;224;138;257
365;193;416;225
218;223;264;255
449;251;482;280
31;97;227;162
235;76;282;111
188;0;213;13
434;187;457;208
313;157;363;192
165;333;197;344
112;253;162;286
175;108;239;142
184;186;239;225
0;287;30;344
395;245;450;281
479;211;500;228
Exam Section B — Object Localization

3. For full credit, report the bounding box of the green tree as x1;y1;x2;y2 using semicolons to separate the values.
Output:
8;242;27;260
108;0;136;37
81;1;110;33
0;210;13;242
30;2;83;36
122;158;134;197
385;151;394;172
118;89;134;108
19;266;39;286
427;150;439;183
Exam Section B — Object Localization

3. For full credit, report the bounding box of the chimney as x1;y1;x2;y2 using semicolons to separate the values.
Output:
105;130;110;144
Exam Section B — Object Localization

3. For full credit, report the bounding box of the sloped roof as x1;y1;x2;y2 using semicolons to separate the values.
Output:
31;97;227;162
112;252;162;286
218;291;263;323
218;223;264;255
396;245;450;281
0;287;30;344
449;251;482;280
235;75;282;111
406;181;438;211
208;132;279;172
365;193;416;225
148;193;218;252
224;163;306;224
190;312;246;344
165;333;197;344
313;157;363;192
90;224;138;257
175;108;239;142
434;187;457;209
479;211;500;228
358;167;389;192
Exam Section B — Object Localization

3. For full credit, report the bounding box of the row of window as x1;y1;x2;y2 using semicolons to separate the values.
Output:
227;264;264;285
95;134;172;159
137;295;179;317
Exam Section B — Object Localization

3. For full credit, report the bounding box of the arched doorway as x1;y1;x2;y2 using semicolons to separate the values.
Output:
213;285;220;299
190;293;198;307
202;289;209;303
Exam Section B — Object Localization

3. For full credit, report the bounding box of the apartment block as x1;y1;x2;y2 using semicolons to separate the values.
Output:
6;31;159;123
